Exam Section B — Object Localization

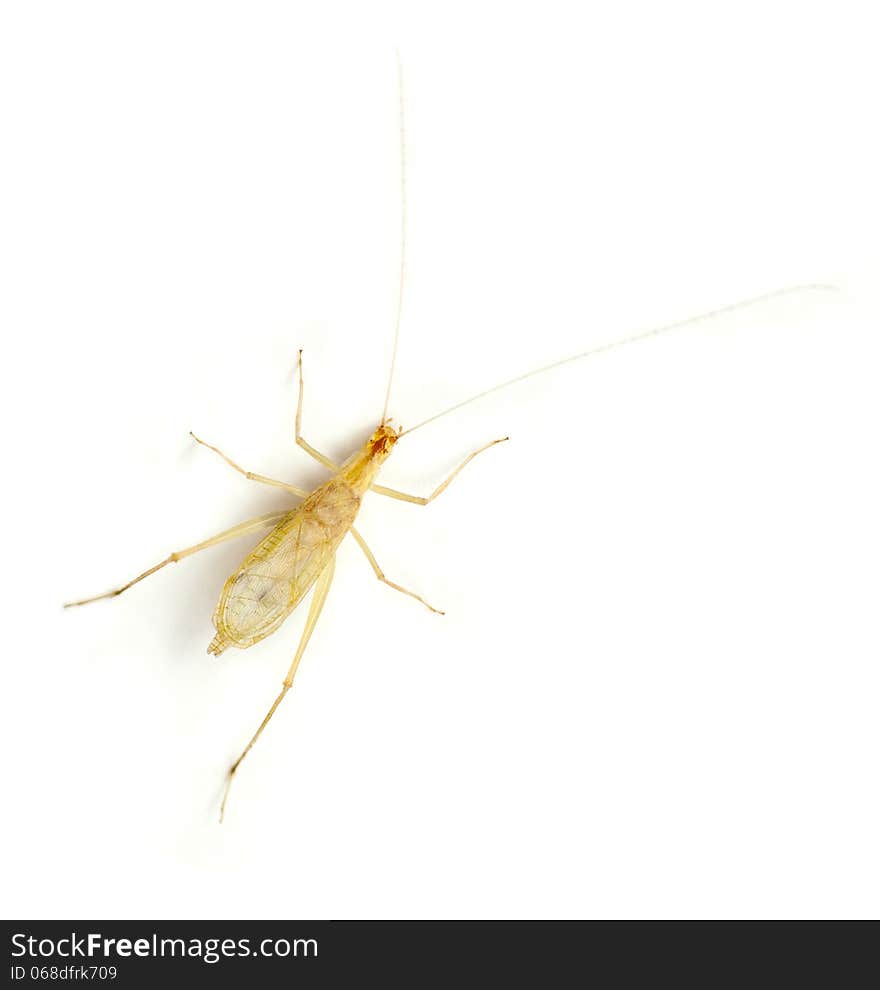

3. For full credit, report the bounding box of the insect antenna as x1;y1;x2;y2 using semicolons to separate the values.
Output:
399;283;838;437
381;49;407;424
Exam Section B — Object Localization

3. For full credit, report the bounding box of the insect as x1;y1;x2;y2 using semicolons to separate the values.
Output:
64;59;833;821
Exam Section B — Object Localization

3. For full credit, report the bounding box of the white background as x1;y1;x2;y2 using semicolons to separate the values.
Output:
2;1;878;920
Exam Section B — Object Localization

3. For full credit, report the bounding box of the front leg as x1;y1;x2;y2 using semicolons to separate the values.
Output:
371;437;508;505
296;350;339;471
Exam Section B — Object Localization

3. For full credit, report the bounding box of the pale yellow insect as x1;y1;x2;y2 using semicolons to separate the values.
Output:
64;59;833;821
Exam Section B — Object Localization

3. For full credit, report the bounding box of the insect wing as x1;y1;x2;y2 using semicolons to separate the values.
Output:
210;481;358;652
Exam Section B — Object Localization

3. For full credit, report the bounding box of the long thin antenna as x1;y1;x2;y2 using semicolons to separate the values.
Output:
400;283;837;437
381;50;406;422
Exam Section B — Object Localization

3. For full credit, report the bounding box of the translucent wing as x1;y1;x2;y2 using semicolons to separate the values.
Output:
209;479;360;654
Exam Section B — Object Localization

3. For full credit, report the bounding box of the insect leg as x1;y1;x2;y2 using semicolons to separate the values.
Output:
190;432;309;496
220;554;336;822
295;350;339;471
371;437;508;504
349;527;444;614
64;511;290;608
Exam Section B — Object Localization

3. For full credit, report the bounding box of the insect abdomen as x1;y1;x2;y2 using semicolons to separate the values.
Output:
208;479;360;654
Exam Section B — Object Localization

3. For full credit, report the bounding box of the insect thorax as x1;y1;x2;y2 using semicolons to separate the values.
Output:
338;423;399;495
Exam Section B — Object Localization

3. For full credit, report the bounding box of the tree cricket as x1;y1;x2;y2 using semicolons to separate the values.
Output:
64;60;834;821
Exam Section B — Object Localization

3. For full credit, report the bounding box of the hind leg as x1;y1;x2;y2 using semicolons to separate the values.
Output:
64;510;289;607
220;554;336;821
